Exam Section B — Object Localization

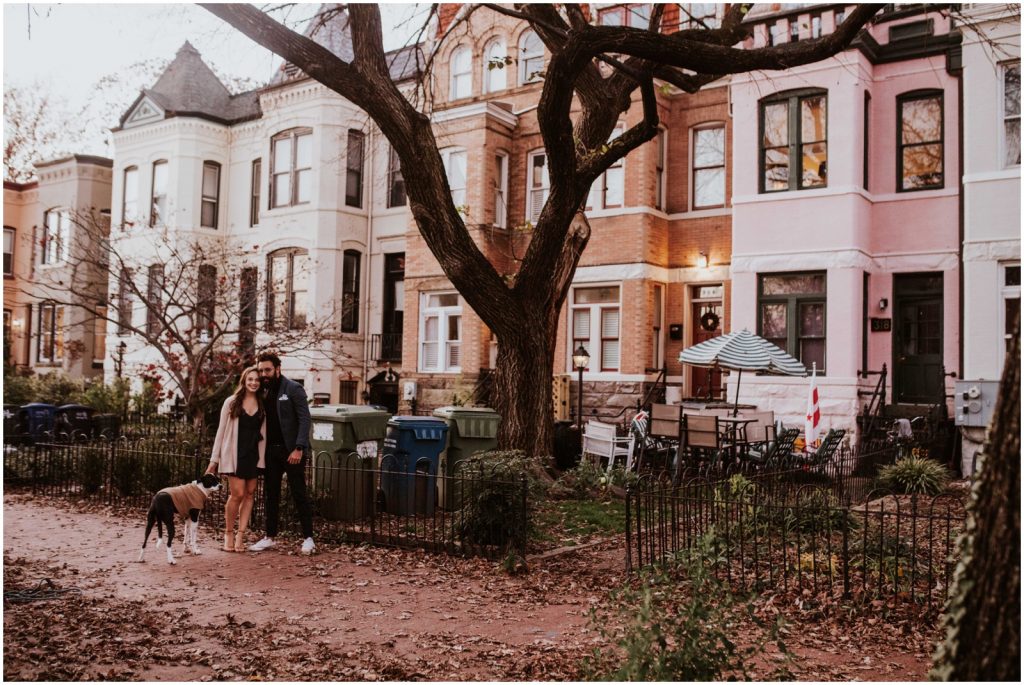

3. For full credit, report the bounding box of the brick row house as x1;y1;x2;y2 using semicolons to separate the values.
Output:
3;156;113;379
17;3;1013;445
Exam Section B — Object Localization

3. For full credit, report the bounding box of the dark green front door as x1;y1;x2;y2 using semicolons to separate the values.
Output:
893;273;944;404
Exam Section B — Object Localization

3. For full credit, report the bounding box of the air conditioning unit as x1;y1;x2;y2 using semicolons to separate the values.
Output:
403;380;418;401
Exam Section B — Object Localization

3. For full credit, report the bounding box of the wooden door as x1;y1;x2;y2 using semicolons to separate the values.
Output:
690;301;723;399
893;273;944;404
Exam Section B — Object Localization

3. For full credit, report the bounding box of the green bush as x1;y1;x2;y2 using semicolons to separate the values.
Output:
454;450;540;549
554;459;638;499
581;535;792;681
79;377;131;416
877;456;951;496
2;370;38;406
112;453;142;496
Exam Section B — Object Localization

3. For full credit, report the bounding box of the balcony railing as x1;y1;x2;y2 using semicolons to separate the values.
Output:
370;332;402;362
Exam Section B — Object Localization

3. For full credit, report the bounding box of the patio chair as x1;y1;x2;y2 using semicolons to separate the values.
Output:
681;413;724;468
581;419;635;474
745;427;800;467
638;403;681;473
798;428;847;467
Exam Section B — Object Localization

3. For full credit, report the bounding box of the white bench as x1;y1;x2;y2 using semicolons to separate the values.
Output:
581;420;636;473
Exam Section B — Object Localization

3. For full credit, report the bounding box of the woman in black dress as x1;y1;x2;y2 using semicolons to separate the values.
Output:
207;367;267;551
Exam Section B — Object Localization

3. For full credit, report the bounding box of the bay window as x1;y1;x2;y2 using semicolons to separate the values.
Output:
897;91;943;191
200;161;220;228
37;302;64;364
571;285;621;372
758;272;826;373
41;208;70;265
122;166;138;226
267;248;308;330
150;160;167;226
420;292;462;373
760;90;827;192
527;150;549;223
341;249;360;333
345;130;365;208
271;128;313;208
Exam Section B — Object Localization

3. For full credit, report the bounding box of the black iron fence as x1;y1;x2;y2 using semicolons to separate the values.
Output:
4;440;528;561
626;445;967;612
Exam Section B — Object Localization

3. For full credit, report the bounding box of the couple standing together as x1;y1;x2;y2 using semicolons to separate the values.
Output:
205;352;315;555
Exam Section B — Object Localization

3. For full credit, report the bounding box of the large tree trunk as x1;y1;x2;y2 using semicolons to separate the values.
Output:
932;315;1020;681
490;312;557;459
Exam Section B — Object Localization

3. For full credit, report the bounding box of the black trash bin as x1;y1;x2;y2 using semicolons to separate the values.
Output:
54;404;96;441
91;413;123;440
553;420;582;471
4;404;25;443
379;417;448;516
20;403;56;442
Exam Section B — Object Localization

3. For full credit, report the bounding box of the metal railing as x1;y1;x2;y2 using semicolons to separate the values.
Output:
625;445;966;613
4;439;529;561
369;332;403;362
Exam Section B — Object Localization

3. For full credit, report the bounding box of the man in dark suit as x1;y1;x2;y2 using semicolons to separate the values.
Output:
248;352;315;554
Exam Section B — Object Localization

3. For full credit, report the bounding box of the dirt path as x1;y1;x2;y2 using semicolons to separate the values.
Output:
3;494;939;681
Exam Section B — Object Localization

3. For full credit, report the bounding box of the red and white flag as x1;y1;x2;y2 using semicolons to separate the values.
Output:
805;363;820;452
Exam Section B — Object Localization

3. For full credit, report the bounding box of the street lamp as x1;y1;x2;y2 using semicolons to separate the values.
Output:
115;341;127;378
572;344;590;431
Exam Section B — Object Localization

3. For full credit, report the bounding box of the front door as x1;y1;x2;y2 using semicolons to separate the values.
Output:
690;289;723;399
893;273;944;404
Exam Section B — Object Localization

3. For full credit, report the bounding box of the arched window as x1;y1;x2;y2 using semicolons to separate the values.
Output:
518;31;544;85
267;248;309;330
483;39;507;93
450;46;472;99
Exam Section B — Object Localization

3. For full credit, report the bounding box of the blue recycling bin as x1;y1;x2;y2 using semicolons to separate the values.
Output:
20;403;56;441
54;404;96;440
380;417;448;516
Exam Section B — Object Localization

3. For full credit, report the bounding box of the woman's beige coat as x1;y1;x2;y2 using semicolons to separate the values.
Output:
209;395;267;475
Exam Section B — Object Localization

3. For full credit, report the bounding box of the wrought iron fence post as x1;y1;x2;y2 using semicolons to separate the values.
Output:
625;484;633;574
842;520;851;599
519;474;528;559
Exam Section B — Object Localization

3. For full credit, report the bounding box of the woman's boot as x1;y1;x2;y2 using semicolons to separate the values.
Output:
235;494;254;552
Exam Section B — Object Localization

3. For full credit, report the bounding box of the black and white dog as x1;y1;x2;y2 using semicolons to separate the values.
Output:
138;473;221;565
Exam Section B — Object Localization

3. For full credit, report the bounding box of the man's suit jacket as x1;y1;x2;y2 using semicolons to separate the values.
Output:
269;376;311;457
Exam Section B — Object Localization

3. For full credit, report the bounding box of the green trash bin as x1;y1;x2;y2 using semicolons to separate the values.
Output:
309;404;391;521
432;406;500;510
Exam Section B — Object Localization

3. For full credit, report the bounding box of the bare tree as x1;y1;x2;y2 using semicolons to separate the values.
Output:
3;84;87;182
202;2;881;456
24;210;347;428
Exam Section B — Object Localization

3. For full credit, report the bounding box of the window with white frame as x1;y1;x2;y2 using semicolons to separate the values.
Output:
483;39;507;93
1002;262;1021;352
387;144;406;207
250;159;261;226
450;46;472;99
527;150;549;223
1003;61;1020;167
652;283;664;369
518;31;544;84
4;227;14;276
37;302;64;363
122;166;138;227
587;126;625;210
41;208;70;265
441;148;467;209
571;285;621;372
271;128;313;208
267;248;309;331
692;124;726;208
419;292;462;373
345;130;365;208
93;305;107;364
654;128;667;211
680;3;721;29
149;160;168;227
200;161;220;228
493;152;509;228
146;263;164;337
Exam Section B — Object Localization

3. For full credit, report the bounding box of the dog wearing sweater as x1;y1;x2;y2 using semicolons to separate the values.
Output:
138;473;221;564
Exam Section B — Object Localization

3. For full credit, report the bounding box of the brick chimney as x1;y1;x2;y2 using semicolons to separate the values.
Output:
437;3;461;35
662;4;680;34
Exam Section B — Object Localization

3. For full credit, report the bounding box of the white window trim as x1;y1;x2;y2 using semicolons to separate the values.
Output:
41;209;71;266
527;149;549;223
654;127;668;211
568;283;622;375
1000;261;1021;355
419;292;463;373
518;31;544;85
441;147;468;210
587;126;625;211
494;151;509;228
1002;60;1021;168
3;227;14;277
483;39;507;93
450;45;472;100
691;122;727;210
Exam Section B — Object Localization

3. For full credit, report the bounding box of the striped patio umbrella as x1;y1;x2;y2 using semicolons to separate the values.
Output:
678;329;807;416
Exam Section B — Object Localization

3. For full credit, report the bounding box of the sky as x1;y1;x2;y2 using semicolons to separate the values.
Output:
2;2;427;152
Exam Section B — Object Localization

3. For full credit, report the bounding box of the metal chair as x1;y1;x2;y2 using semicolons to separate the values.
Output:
581;419;636;474
681;413;724;467
798;428;847;467
638;403;681;473
745;427;800;467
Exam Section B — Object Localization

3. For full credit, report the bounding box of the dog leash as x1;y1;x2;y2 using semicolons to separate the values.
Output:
4;578;83;605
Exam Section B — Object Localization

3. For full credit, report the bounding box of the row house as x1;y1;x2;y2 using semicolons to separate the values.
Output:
729;4;966;434
958;3;1020;471
3;156;113;379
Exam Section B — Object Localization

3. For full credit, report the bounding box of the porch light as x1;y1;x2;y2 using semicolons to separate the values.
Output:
697;252;709;269
572;344;590;371
879;298;888;311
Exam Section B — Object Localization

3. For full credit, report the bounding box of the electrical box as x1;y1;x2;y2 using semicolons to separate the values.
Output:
954;379;1000;428
552;374;571;421
402;380;418;401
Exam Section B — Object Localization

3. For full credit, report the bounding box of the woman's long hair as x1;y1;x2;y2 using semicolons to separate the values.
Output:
229;366;265;421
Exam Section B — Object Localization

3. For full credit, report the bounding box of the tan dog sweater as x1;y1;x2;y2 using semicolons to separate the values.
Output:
158;483;209;518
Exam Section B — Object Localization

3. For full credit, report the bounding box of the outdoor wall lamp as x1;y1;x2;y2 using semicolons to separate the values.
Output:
878;298;889;311
572;344;590;431
697;252;709;269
